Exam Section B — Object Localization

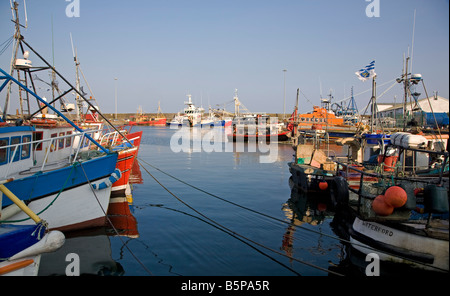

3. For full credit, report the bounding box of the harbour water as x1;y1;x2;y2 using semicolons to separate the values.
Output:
36;126;433;277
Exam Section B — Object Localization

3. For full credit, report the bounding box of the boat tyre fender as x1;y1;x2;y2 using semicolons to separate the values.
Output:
330;176;349;209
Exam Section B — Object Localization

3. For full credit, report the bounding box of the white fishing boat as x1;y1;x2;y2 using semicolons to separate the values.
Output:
1;70;121;231
0;5;120;232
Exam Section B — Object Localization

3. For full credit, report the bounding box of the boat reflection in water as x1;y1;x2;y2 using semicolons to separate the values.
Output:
281;178;336;261
38;194;138;276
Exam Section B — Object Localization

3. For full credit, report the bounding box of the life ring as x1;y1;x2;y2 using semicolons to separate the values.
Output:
330;176;349;209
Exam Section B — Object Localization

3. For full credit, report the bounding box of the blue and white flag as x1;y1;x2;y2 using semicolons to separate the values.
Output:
355;60;376;81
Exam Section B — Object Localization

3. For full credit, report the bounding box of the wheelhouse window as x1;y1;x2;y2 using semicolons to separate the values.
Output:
58;132;65;150
21;135;31;160
10;136;21;162
0;138;8;165
50;133;57;152
65;131;72;147
33;131;43;151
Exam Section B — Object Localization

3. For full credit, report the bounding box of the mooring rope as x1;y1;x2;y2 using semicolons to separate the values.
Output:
138;157;344;242
137;157;449;274
79;162;153;276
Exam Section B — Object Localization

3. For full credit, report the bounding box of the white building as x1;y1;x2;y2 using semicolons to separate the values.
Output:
376;96;449;127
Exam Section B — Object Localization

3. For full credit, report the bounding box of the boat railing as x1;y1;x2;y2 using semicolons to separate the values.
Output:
0;130;104;178
333;143;449;201
98;129;129;147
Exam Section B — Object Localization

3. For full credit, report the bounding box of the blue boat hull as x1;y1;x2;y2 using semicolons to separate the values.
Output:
2;153;119;231
2;153;118;207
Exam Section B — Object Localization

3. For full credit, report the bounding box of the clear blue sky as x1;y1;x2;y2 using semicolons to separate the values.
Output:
1;0;448;115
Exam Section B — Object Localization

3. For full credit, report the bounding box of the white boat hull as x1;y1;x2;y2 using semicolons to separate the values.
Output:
2;177;112;232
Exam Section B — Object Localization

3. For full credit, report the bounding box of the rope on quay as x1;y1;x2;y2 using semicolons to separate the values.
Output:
137;158;345;276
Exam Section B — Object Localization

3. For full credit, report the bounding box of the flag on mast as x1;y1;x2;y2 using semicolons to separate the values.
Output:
355;60;376;81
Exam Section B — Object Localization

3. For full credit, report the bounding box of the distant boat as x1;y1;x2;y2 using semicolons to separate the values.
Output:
228;114;290;142
168;113;185;127
288;105;357;139
169;95;204;127
130;104;167;126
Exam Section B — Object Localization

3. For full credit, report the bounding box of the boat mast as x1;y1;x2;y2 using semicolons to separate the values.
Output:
402;56;410;131
370;75;377;133
234;89;240;117
3;1;22;120
70;33;82;122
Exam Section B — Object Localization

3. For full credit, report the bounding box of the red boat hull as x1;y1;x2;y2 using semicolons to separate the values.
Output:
111;131;143;197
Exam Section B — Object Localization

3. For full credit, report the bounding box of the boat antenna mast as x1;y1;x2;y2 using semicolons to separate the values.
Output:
70;33;83;122
3;0;30;121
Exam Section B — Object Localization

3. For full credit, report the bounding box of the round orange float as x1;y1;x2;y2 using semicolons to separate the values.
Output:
372;195;394;216
384;186;407;208
319;181;328;191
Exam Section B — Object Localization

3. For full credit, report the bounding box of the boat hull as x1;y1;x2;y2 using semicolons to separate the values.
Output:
350;217;449;272
111;131;142;198
288;162;334;193
2;153;119;232
111;147;139;198
228;131;290;142
136;118;167;126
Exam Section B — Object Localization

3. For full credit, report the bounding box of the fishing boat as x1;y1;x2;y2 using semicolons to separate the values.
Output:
287;89;337;193
130;104;167;126
196;108;216;127
288;141;337;193
329;63;449;272
331;135;448;272
0;182;65;276
167;95;204;127
1;69;121;231
168;113;185;127
286;90;359;140
137;117;167;126
288;105;357;139
107;130;142;198
216;118;233;127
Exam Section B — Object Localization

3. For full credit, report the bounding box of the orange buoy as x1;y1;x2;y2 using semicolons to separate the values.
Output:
384;186;407;208
372;195;394;216
319;181;328;190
